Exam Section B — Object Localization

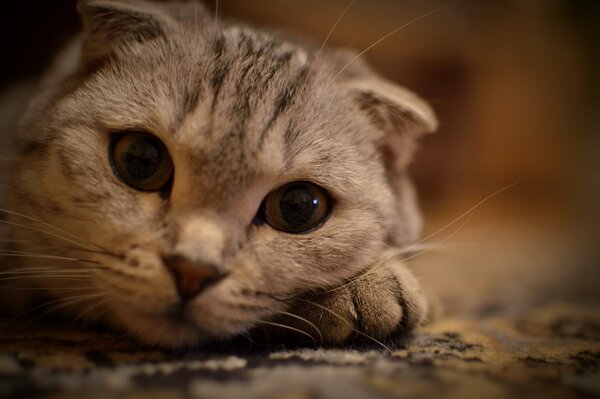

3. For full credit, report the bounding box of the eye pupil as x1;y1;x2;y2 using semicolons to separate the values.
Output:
111;132;173;192
280;186;319;227
122;138;162;180
263;182;331;233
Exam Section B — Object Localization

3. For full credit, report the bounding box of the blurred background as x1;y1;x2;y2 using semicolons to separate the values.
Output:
1;0;598;317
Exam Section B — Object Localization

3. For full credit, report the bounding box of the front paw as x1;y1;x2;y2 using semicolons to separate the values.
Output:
283;255;428;344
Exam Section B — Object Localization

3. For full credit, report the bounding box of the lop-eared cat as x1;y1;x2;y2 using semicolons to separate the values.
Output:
0;0;437;347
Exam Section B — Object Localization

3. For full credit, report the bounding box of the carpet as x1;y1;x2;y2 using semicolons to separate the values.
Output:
0;301;598;399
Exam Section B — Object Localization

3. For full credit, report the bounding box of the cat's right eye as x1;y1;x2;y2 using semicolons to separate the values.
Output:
110;132;173;192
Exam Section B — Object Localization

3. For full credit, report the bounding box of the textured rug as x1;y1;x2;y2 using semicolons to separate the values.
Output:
1;301;598;399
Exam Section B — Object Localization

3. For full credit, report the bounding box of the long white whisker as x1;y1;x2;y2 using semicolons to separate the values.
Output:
411;182;519;247
255;320;317;344
0;281;91;287
0;274;90;279
20;293;105;326
0;220;98;252
7;292;102;323
275;310;323;346
0;282;92;287
0;247;107;260
317;0;355;59
0;268;97;275
392;214;473;264
0;239;119;258
71;296;112;326
300;0;355;100
333;0;463;81
325;214;472;295
0;266;98;277
293;297;392;353
0;208;104;251
324;182;518;294
0;252;100;263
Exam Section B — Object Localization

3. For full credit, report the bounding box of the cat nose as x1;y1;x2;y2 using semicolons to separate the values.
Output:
163;255;226;301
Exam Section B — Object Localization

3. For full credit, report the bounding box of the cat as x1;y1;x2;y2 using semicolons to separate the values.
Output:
0;0;437;348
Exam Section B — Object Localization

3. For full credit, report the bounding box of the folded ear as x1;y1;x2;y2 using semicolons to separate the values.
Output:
348;76;438;171
77;0;177;68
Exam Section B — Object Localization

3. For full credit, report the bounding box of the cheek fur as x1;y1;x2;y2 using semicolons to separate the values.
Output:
248;207;386;293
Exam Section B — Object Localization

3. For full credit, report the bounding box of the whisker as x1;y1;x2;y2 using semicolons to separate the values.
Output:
290;297;392;353
0;251;101;264
381;242;443;257
325;214;472;295
0;275;96;291
0;208;110;252
0;288;95;291
22;294;105;326
0;268;97;275
325;182;518;293
255;320;317;344
317;0;355;59
0;267;96;280
398;217;472;263
300;0;355;101
274;310;323;346
0;273;94;280
240;331;264;348
0;238;121;259
0;219;99;252
71;296;112;327
0;208;101;248
411;182;519;247
333;0;463;81
0;268;95;275
64;247;122;258
8;292;102;323
78;302;113;331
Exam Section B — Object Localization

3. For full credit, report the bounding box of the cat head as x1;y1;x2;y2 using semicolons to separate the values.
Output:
9;0;436;347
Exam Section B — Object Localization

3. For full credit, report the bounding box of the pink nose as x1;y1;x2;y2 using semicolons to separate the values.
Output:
164;256;225;301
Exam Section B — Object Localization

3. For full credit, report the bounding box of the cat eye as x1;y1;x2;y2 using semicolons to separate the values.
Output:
110;132;173;192
262;182;331;234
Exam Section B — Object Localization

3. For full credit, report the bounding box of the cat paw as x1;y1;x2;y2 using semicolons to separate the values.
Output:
278;255;428;345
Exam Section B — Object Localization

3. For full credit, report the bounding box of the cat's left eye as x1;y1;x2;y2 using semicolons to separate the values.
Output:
261;182;331;234
110;132;173;192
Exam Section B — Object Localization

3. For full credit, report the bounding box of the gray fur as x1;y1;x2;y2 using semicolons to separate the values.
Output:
1;0;436;347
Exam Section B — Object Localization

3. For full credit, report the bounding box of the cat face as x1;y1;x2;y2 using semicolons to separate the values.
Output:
7;0;436;347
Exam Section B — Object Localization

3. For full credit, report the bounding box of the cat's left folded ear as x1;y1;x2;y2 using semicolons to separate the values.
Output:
348;75;438;170
77;0;211;69
77;0;177;68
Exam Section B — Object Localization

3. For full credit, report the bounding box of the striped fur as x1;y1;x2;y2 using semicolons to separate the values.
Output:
2;0;436;347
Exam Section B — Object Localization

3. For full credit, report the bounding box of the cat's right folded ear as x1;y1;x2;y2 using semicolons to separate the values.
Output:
77;0;176;69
